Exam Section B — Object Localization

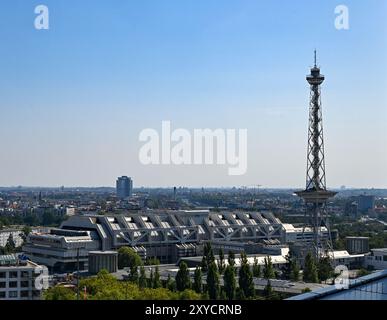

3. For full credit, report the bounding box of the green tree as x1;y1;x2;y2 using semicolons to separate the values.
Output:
238;252;255;299
223;265;236;300
175;261;191;291
263;280;279;300
42;210;60;226
81;270;127;300
21;226;32;242
219;289;227;300
303;252;319;283
217;248;225;274
5;234;16;254
318;256;334;282
149;269;154;288
193;266;203;294
44;286;76;300
139;266;147;289
130;266;139;284
282;252;292;279
201;242;215;272
118;247;142;269
138;287;179;300
263;256;275;279
236;287;245;300
166;274;176;292
200;255;208;272
76;269;200;300
282;251;300;281
24;213;39;226
253;257;261;278
206;261;220;300
201;255;208;273
290;259;300;282
228;251;235;267
179;289;202;300
145;257;160;266
153;266;162;289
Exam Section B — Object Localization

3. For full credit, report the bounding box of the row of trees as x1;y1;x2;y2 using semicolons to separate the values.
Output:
176;243;280;300
303;252;334;283
49;245;280;300
44;269;202;300
44;246;205;300
0;211;65;228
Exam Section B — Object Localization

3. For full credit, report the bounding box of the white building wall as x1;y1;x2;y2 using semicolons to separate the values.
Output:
0;264;42;300
364;249;387;270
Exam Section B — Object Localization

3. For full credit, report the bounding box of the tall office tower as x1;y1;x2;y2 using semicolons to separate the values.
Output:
295;51;336;259
116;176;133;199
356;195;375;213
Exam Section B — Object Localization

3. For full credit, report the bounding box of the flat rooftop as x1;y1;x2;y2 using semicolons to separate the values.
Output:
287;269;387;300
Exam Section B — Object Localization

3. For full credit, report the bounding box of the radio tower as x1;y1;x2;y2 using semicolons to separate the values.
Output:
295;51;336;260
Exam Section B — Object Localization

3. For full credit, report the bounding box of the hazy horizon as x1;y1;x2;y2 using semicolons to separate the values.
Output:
1;184;386;190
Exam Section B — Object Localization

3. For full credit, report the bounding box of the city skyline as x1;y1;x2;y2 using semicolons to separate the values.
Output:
1;0;386;188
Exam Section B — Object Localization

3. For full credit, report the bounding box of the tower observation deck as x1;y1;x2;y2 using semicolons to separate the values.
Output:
295;51;336;259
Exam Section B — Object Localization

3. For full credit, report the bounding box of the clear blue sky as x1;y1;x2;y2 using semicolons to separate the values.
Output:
0;0;386;188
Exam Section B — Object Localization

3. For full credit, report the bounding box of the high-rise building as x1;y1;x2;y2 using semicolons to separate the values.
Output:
116;176;133;199
356;195;375;213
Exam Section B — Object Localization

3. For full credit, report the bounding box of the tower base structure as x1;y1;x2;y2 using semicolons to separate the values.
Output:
295;189;337;261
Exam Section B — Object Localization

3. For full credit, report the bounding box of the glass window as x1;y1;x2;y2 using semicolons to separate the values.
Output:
0;292;6;298
0;272;6;278
0;282;6;288
21;281;29;288
9;281;18;288
20;291;29;298
9;271;18;278
383;256;387;262
8;291;18;298
21;271;30;278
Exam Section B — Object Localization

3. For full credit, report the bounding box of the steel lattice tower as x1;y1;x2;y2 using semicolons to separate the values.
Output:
295;51;336;260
